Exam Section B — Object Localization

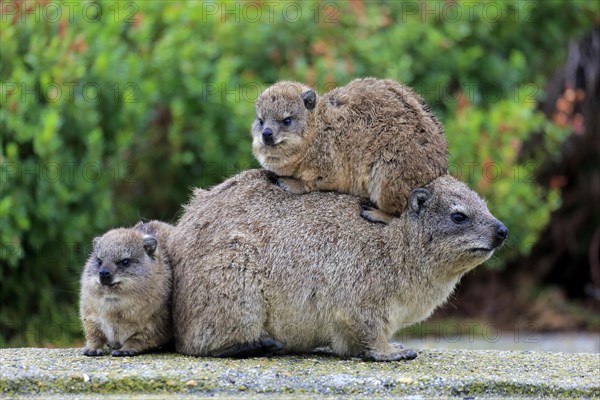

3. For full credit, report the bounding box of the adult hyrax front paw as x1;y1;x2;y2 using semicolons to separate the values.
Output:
363;342;417;361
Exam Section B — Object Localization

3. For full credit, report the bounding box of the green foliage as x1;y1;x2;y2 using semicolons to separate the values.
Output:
1;0;597;345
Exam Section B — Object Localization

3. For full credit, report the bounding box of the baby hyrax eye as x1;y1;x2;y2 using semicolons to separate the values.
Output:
451;212;468;224
282;117;292;126
119;258;131;267
96;257;102;266
258;118;264;125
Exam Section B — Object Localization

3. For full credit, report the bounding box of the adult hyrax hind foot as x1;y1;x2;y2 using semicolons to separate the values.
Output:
213;338;284;358
363;341;418;361
359;202;394;224
111;349;140;357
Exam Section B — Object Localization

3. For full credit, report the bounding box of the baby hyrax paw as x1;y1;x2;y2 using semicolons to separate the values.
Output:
82;348;104;357
276;177;310;194
359;202;393;224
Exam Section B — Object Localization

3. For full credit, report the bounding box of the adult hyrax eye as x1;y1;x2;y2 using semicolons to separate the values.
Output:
451;212;468;224
282;117;292;126
96;257;102;266
119;258;131;267
258;118;264;125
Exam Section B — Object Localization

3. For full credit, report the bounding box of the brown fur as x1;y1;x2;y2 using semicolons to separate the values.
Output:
251;78;448;222
79;220;173;356
170;170;506;360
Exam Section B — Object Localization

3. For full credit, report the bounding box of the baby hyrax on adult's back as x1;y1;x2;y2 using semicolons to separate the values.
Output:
171;170;507;360
80;220;173;356
251;78;448;223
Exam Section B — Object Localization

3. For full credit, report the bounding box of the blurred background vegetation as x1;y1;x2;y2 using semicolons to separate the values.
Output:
1;0;598;346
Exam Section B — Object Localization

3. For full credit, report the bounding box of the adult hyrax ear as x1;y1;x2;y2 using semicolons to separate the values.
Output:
143;235;158;257
409;188;432;215
301;90;317;111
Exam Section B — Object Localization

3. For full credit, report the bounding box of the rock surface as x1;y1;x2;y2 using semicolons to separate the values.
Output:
1;348;598;398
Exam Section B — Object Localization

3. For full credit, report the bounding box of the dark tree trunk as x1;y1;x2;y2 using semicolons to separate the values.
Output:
433;27;600;330
524;25;600;305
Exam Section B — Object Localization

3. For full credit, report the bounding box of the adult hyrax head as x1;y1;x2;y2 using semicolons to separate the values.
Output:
171;170;507;361
251;81;317;174
80;220;173;357
404;175;508;274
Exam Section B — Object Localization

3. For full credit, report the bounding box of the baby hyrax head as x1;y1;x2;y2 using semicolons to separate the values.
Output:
407;175;508;275
86;228;160;293
81;222;173;357
251;81;317;171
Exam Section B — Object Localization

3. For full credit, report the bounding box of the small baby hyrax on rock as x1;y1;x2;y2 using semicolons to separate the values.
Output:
171;170;507;361
80;220;173;357
251;77;448;223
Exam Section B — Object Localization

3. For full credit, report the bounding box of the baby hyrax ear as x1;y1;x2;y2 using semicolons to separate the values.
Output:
301;90;317;111
409;188;432;215
92;236;101;250
143;235;158;257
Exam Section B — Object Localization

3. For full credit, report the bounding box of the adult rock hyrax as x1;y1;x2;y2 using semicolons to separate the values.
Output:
80;220;173;356
171;170;507;360
251;77;448;223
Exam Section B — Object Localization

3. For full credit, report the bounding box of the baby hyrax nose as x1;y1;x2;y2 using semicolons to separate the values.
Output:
99;269;113;286
262;128;274;145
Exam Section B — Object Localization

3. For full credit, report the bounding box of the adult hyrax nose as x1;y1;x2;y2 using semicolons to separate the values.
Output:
99;269;112;286
493;222;508;248
262;128;274;145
